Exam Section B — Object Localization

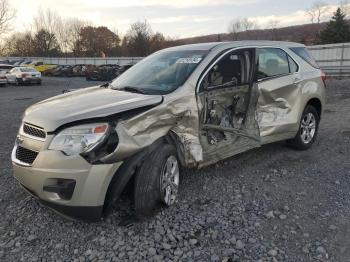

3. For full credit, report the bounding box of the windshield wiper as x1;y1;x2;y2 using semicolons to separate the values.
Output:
100;82;111;88
118;86;146;94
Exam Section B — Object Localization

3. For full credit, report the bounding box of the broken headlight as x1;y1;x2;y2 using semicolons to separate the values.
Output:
48;123;109;156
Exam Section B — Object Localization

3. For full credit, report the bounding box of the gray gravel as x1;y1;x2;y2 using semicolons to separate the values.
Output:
0;77;350;261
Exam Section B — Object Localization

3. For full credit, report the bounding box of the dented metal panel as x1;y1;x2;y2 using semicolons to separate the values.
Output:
257;74;300;138
102;85;203;166
20;41;325;168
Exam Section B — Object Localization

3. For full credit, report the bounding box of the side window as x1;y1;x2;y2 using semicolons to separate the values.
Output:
290;47;319;68
257;48;290;79
201;49;252;89
288;56;298;73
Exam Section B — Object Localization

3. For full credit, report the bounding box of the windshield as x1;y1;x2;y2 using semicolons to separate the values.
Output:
110;50;208;95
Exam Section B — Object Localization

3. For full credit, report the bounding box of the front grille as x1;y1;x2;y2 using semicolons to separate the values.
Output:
16;146;38;165
23;124;46;139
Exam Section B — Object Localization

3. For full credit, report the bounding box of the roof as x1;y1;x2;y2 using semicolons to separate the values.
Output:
165;40;305;52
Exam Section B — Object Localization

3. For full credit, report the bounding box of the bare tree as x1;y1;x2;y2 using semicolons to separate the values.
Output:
122;20;153;56
31;8;91;54
306;8;316;23
268;19;280;40
228;19;242;40
228;17;258;40
59;18;90;54
0;0;16;36
241;17;257;31
306;1;329;24
33;8;62;34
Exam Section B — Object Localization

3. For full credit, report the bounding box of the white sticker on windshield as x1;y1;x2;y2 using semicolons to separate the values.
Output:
176;57;202;64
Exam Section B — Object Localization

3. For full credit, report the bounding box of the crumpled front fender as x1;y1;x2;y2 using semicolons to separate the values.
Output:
100;88;203;167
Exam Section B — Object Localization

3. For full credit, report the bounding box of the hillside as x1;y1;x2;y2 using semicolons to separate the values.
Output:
171;23;326;46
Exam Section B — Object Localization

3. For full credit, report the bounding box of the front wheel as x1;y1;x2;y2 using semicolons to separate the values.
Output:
287;105;320;150
134;144;180;217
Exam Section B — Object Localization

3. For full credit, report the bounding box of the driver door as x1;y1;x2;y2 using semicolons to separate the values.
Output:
197;48;261;164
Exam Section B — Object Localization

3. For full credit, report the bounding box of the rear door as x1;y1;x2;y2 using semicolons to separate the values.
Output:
256;47;300;140
197;48;261;164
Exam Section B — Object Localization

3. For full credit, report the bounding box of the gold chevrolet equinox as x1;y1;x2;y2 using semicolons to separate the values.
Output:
12;41;326;221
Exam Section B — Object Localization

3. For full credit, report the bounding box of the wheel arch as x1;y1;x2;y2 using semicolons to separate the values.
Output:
306;97;322;119
102;133;183;216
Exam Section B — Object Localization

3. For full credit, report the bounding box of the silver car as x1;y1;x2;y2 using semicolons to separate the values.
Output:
11;41;326;221
6;67;42;85
0;64;13;86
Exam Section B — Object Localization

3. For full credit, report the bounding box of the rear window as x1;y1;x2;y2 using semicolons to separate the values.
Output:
290;47;319;68
20;68;36;72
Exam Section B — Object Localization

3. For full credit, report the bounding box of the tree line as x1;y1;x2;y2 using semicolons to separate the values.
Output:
0;4;174;57
0;0;350;58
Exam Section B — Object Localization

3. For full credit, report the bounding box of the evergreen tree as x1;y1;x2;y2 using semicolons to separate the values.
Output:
320;8;350;44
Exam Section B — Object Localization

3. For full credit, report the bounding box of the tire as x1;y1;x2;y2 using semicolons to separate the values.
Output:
134;144;180;217
15;78;21;86
287;105;320;150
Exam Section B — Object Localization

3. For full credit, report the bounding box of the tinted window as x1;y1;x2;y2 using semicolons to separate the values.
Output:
288;56;298;73
290;47;319;68
201;49;252;89
257;48;290;79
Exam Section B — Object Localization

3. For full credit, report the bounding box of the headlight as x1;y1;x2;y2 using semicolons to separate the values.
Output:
49;123;109;156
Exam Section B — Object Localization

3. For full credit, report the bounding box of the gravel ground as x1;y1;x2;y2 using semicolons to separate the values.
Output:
0;77;349;262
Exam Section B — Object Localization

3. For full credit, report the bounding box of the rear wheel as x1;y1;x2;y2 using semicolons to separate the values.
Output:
287;105;319;150
134;144;180;217
15;78;21;86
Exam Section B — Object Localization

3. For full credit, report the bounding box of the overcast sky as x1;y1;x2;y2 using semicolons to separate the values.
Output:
11;0;342;38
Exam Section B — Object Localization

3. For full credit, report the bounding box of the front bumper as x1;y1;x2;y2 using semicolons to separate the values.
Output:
12;147;122;221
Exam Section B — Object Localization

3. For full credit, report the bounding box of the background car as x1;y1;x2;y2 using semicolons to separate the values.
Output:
71;64;88;77
6;67;42;85
0;64;14;87
42;65;74;77
19;61;32;66
12;60;24;66
26;61;57;72
85;64;121;81
115;64;133;77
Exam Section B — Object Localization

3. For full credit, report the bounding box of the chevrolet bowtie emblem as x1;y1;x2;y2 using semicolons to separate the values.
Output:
16;136;24;145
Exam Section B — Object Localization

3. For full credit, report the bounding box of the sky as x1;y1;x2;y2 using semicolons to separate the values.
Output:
10;0;343;38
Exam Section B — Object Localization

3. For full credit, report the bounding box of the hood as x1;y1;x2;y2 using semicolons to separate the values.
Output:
23;86;163;132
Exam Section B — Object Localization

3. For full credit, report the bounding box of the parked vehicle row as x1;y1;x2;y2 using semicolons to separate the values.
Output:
85;64;133;81
0;60;134;81
0;64;42;86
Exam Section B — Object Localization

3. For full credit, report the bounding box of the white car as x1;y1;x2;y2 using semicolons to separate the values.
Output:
0;64;13;86
6;67;42;85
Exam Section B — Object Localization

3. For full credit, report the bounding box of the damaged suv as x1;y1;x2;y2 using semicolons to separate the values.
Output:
12;41;325;221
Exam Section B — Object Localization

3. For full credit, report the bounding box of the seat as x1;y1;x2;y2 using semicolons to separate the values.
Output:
265;59;279;76
218;59;242;85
